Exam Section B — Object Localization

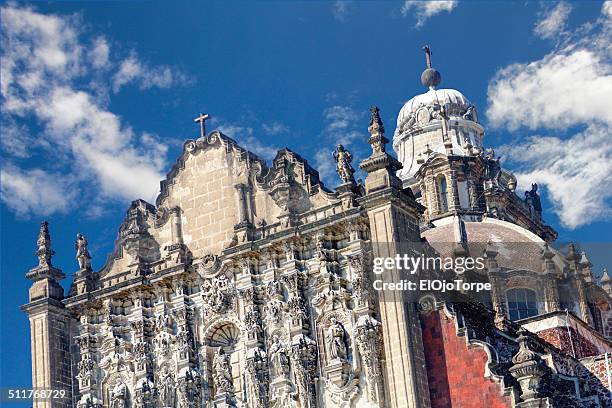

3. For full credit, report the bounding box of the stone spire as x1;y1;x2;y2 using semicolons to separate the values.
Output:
360;106;402;179
35;221;55;268
601;268;612;295
26;221;65;300
579;251;593;282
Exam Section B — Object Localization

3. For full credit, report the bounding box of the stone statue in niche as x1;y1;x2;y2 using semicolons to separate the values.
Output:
269;335;290;378
158;366;176;407
109;380;127;408
212;348;234;393
326;318;348;362
75;233;92;270
333;144;356;185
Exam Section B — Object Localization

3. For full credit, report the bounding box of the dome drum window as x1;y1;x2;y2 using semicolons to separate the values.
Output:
507;288;539;320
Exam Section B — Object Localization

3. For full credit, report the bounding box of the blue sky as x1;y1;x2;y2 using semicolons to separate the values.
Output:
1;0;611;397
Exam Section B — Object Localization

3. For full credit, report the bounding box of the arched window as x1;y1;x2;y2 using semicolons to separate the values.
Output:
507;288;538;320
438;176;449;213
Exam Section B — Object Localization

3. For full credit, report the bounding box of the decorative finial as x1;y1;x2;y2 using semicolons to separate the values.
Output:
75;233;92;271
193;113;210;138
360;105;402;175
36;221;55;268
509;329;548;401
367;106;388;154
602;267;611;283
333;144;356;185
420;45;442;89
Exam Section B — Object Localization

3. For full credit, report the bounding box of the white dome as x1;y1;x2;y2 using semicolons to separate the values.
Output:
397;88;471;128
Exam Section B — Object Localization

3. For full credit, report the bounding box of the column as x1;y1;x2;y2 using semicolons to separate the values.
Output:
484;242;509;331
541;244;561;313
448;169;461;212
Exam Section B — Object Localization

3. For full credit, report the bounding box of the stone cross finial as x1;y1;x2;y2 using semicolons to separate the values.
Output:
423;45;432;69
36;221;55;268
193;113;210;138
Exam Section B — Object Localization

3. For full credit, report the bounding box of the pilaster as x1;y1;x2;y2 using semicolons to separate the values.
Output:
22;222;73;408
359;107;431;408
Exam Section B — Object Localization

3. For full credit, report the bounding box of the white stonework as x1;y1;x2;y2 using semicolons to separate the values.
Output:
22;53;612;408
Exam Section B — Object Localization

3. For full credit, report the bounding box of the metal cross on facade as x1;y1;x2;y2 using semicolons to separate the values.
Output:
194;113;210;138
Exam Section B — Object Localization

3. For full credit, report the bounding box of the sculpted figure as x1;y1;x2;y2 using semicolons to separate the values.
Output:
333;144;356;185
212;348;234;393
158;366;175;406
483;148;501;186
326;318;348;362
75;233;92;270
463;104;476;121
524;183;542;217
110;380;127;408
269;335;290;377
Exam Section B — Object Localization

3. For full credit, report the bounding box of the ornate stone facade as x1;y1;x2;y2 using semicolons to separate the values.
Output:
23;48;612;408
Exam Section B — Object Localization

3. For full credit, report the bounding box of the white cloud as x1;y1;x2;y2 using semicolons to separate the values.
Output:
487;49;612;130
332;1;349;23
0;116;36;158
401;0;457;27
534;1;572;40
314;148;336;186
323;105;362;144
0;165;76;216
262;122;289;135
498;125;611;229
218;124;279;160
91;37;110;69
487;3;612;131
603;1;612;19
489;4;612;229
0;4;187;217
112;53;190;93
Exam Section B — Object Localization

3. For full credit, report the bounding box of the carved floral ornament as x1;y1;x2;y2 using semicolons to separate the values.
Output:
201;274;236;314
197;253;222;277
353;316;384;403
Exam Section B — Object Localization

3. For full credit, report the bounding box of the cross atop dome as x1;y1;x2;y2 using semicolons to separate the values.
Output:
423;45;433;69
421;44;442;89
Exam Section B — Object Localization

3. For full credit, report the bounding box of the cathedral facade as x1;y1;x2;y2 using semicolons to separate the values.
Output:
23;50;612;408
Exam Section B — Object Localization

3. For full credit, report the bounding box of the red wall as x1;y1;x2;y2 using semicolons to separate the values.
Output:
421;311;512;408
535;327;600;359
